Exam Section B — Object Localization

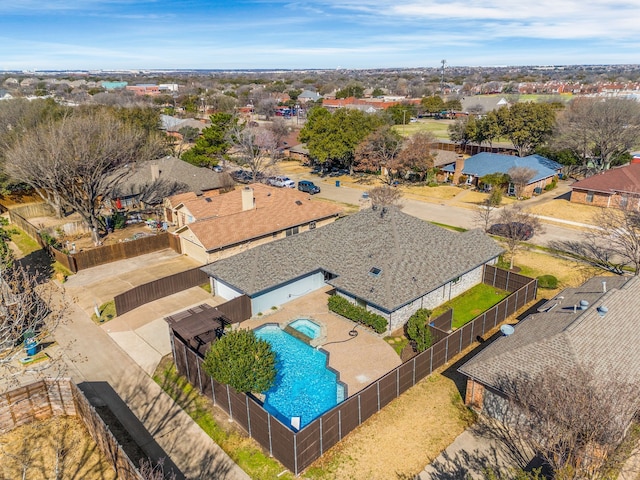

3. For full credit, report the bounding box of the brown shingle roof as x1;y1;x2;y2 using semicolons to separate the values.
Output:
458;275;640;390
571;164;640;194
181;184;343;251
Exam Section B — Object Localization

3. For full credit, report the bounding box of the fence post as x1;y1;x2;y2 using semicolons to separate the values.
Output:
227;385;233;421
246;396;251;436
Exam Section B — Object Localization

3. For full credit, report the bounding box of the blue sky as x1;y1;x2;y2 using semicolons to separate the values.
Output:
1;0;639;70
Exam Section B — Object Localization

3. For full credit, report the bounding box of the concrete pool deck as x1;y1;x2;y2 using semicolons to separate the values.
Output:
238;286;402;395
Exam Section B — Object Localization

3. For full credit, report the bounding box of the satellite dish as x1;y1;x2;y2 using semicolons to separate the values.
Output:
500;324;515;336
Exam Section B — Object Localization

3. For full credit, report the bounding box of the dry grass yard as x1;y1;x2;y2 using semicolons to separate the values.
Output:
0;416;117;480
526;199;601;225
304;374;474;480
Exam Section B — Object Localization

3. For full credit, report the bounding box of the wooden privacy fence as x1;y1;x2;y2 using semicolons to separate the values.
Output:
114;267;210;315
0;379;142;480
8;207;182;273
170;266;537;476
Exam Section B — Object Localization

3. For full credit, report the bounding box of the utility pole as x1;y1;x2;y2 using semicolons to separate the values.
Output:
440;59;447;94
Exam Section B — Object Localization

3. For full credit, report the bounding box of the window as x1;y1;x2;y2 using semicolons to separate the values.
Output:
285;226;299;237
620;194;629;208
356;298;366;308
586;191;594;203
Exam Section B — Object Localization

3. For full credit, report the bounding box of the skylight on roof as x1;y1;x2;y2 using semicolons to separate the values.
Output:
369;267;382;277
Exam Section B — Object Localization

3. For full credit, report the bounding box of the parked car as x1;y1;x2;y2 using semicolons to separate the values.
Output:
488;222;534;241
269;176;295;188
298;180;320;194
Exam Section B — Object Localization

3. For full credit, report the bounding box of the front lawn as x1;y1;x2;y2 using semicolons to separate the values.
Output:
432;283;509;329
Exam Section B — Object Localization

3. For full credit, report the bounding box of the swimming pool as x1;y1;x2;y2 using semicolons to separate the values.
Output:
288;318;321;339
254;324;345;429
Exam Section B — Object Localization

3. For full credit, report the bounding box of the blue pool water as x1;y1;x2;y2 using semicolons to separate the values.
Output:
254;324;344;429
288;318;321;339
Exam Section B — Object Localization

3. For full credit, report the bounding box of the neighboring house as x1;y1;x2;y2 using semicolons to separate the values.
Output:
171;183;343;264
201;207;503;331
570;163;640;209
125;84;160;95
297;90;323;103
442;152;562;196
160;115;208;141
111;156;232;209
459;275;638;420
99;81;128;90
460;96;509;114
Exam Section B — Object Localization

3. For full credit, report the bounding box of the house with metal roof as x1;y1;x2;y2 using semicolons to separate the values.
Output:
201;207;504;332
459;275;639;418
570;163;640;209
442;152;562;196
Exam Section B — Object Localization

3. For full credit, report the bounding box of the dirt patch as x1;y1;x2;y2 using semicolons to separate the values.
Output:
0;416;117;480
0;191;43;208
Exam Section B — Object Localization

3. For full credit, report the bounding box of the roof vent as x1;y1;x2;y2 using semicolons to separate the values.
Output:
597;306;608;317
369;267;382;277
602;280;607;293
579;300;589;310
295;200;303;206
500;324;515;336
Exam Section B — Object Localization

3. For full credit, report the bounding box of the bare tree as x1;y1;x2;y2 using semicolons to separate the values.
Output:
368;185;403;208
554;205;640;276
475;189;503;232
507;166;537;199
0;264;68;393
395;132;436;181
139;457;178;480
231;126;277;181
553;97;640;173
267;117;290;149
4;109;166;236
494;205;542;269
492;368;638;480
354;126;403;184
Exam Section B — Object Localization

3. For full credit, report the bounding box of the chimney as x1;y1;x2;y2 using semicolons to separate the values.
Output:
452;155;465;184
241;186;254;211
150;163;160;181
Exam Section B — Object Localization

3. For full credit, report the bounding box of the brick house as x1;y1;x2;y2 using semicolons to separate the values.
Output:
201;207;503;332
570;163;640;209
442;152;562;196
458;275;639;418
170;184;342;264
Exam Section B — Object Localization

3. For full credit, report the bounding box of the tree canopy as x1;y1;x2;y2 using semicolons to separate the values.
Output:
203;329;276;393
4;108;166;238
182;112;237;167
552;97;640;173
299;107;384;169
495;102;557;157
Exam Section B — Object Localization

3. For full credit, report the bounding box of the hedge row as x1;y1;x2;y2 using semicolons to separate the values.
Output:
328;294;387;334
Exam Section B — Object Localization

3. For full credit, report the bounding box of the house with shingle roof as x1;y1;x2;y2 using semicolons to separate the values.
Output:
458;275;638;417
201;207;504;331
111;156;232;209
570;163;640;209
171;183;342;264
442;152;562;196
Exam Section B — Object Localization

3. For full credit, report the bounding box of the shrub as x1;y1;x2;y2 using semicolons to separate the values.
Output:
328;294;388;334
203;329;276;393
112;212;127;229
537;275;558;289
406;309;433;352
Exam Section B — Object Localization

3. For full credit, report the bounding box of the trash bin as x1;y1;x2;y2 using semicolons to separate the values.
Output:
25;338;37;356
335;180;340;187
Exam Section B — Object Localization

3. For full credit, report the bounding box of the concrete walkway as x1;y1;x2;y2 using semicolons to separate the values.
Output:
54;289;250;480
